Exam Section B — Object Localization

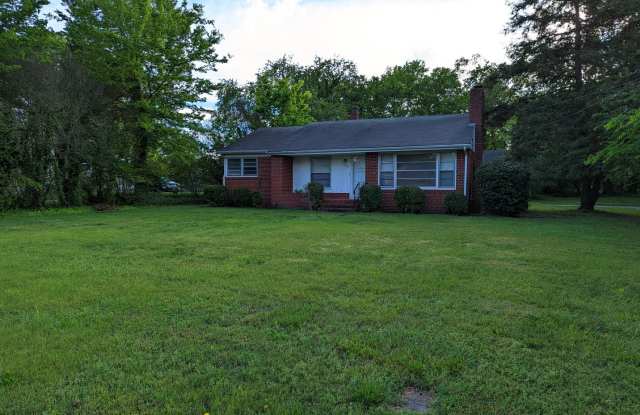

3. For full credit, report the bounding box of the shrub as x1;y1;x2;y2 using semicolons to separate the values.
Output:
251;191;264;208
227;188;254;207
476;159;530;216
444;192;468;215
358;184;382;211
203;184;226;207
394;186;425;213
126;192;206;206
305;182;324;210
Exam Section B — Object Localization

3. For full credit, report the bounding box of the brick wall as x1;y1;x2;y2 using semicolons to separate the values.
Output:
365;153;378;184
225;177;259;192
270;156;306;208
225;150;469;213
372;150;467;213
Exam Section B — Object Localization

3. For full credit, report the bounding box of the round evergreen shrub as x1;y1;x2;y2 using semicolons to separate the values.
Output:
444;192;468;215
476;159;530;216
358;184;382;211
305;182;324;211
203;184;226;207
394;186;425;213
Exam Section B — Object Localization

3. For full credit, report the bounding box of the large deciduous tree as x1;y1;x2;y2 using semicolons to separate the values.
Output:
60;0;227;189
506;0;640;210
364;60;468;118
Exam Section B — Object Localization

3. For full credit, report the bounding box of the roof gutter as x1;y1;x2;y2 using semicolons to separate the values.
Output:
220;144;472;156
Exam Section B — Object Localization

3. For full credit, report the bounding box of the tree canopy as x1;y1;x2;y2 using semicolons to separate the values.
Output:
504;0;640;209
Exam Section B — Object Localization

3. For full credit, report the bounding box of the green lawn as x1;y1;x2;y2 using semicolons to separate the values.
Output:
1;206;639;414
530;195;640;217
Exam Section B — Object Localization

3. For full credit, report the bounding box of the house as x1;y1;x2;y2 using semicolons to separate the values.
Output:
219;87;485;212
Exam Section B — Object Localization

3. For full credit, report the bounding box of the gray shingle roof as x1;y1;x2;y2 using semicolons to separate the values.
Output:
219;114;474;155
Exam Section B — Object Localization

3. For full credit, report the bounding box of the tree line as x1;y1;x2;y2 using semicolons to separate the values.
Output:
1;0;226;209
1;0;639;211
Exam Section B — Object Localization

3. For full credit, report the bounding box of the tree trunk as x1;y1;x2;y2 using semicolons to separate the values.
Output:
133;132;150;194
578;176;601;211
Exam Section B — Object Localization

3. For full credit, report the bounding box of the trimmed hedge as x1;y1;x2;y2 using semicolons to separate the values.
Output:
227;188;254;207
123;192;206;206
476;159;530;216
394;186;425;213
358;184;382;211
203;184;226;207
202;185;263;208
444;193;468;215
305;182;324;211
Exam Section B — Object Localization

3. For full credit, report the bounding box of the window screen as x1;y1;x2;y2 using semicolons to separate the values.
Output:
397;153;436;187
438;153;455;188
243;158;257;176
227;158;241;176
311;158;331;188
379;154;395;187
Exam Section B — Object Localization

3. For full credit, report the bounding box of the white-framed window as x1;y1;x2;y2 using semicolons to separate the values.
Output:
438;153;456;188
380;154;395;188
311;157;331;188
379;152;456;189
225;158;258;177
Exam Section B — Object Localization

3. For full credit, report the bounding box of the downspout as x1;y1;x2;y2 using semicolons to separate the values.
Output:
463;150;468;197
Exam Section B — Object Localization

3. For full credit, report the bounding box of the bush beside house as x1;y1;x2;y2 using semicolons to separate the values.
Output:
444;193;468;215
476;159;530;216
394;186;425;213
358;184;382;211
203;185;263;208
305;182;324;211
203;185;226;207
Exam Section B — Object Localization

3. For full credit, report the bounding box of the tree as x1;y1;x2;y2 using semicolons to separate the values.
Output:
209;79;258;148
251;56;366;121
589;108;640;190
60;0;227;189
254;75;314;127
0;0;66;208
456;55;522;150
506;0;640;210
300;57;366;120
364;60;467;118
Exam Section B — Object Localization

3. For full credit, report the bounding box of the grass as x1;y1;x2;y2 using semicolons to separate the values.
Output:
530;195;640;217
1;205;639;414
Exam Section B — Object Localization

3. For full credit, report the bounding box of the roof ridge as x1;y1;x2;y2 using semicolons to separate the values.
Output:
306;112;469;126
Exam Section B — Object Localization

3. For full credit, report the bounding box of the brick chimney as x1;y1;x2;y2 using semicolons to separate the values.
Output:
469;86;485;161
349;106;360;120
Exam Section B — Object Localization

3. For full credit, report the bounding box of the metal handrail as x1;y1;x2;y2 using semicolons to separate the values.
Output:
353;182;362;198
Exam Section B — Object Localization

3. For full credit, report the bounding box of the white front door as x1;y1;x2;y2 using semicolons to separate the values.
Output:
352;157;366;199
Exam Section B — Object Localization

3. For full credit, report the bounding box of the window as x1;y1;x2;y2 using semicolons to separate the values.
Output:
397;153;437;187
243;158;257;176
311;157;331;188
226;158;258;177
380;154;395;188
227;159;242;176
438;153;456;188
379;152;456;189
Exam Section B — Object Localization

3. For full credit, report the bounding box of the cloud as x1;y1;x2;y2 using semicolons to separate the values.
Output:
206;0;512;85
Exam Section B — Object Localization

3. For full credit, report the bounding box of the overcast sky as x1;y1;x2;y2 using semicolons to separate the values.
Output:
206;0;512;82
46;0;513;105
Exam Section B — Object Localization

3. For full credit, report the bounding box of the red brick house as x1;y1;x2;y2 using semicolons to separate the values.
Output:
219;87;485;212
